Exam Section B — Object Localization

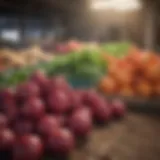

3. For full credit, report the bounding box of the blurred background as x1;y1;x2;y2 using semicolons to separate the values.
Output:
0;0;159;51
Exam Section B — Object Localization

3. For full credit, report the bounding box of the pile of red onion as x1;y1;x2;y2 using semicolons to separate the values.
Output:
0;70;126;160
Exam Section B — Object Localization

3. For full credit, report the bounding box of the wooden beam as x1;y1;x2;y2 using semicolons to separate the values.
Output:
0;0;89;16
143;2;157;50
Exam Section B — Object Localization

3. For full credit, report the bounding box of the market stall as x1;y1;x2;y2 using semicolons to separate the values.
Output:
0;41;159;160
0;0;160;160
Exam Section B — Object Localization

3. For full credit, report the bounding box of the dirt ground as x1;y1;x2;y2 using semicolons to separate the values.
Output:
72;112;160;160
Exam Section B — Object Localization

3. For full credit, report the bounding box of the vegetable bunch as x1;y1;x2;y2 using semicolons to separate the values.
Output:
0;49;107;88
100;42;131;58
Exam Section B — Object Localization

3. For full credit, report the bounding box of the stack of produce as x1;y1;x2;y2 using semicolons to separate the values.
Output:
0;70;126;160
0;41;131;71
100;42;131;58
0;46;53;70
55;40;83;53
48;49;107;87
0;49;107;88
99;50;160;98
0;42;135;89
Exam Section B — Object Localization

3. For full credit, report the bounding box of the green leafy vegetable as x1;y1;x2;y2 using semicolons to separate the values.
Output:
101;42;131;58
0;47;107;88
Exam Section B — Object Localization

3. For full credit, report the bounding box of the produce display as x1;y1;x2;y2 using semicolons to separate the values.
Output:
99;49;160;98
0;41;131;72
0;40;159;160
0;41;159;98
0;46;53;70
55;40;83;53
0;70;126;160
55;41;131;57
48;49;107;87
0;49;107;88
100;42;131;58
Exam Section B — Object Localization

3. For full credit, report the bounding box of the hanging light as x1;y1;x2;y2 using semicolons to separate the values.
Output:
91;0;142;11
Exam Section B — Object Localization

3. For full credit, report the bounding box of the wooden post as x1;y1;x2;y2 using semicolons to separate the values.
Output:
144;3;156;50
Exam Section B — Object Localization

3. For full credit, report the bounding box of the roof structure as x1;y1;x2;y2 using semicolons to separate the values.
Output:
0;0;88;17
0;0;159;16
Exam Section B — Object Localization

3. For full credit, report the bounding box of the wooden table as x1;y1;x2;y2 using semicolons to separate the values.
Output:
72;112;160;160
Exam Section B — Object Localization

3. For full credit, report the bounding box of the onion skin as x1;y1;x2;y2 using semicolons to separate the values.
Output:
0;114;8;130
111;99;126;117
21;97;45;121
13;135;44;160
47;90;70;113
0;88;15;104
3;104;18;121
46;128;75;154
16;82;40;99
37;115;60;136
0;129;15;150
68;107;93;137
13;120;34;136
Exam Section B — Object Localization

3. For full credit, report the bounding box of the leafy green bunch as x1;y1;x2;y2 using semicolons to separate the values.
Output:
0;49;107;88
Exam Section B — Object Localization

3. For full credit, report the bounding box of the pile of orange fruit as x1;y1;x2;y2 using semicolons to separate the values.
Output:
99;47;160;98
